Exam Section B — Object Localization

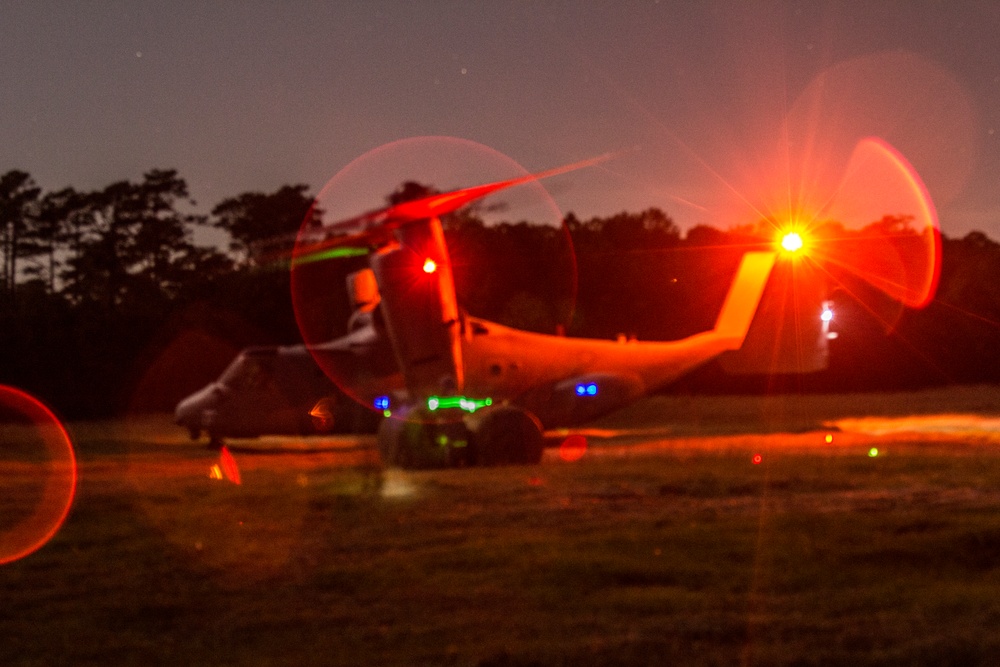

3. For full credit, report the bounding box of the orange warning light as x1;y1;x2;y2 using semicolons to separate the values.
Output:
309;398;335;431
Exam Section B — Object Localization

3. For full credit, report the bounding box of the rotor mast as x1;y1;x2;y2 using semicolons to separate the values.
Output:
370;216;464;400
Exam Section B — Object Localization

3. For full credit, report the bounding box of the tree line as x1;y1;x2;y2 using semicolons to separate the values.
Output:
2;167;1000;419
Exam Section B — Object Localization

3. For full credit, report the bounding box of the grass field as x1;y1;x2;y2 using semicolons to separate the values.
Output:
4;386;1000;665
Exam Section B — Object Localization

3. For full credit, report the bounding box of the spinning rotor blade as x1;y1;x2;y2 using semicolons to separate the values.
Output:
382;155;610;224
292;153;613;257
250;210;386;266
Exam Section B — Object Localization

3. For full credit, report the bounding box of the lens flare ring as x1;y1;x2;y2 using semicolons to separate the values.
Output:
0;385;77;565
790;137;940;311
290;136;577;415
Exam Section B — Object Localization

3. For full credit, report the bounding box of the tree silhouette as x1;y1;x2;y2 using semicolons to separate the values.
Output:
0;170;41;304
20;187;87;294
211;184;321;264
60;170;209;312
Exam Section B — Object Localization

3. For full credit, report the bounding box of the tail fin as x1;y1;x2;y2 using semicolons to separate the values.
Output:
712;252;777;347
718;252;832;374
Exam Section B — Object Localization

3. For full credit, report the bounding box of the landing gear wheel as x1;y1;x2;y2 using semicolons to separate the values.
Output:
377;408;467;469
468;406;544;466
376;413;407;467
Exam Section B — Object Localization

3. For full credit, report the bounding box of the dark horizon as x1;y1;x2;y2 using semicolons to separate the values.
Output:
2;3;998;239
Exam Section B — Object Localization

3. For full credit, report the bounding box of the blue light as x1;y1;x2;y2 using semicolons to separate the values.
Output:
575;382;599;397
575;384;587;396
374;395;390;411
587;383;598;396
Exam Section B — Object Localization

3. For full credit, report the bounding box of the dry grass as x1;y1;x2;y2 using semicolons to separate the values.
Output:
4;387;1000;665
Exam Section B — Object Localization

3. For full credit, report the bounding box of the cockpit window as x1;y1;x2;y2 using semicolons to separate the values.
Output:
219;354;271;390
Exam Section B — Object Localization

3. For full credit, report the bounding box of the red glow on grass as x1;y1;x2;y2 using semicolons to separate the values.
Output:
752;453;762;465
0;385;77;565
559;434;588;462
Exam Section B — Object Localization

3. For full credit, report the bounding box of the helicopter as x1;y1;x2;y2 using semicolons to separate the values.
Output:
176;140;939;468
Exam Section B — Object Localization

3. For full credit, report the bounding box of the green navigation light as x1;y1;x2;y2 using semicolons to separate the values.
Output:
291;246;370;267
426;396;493;413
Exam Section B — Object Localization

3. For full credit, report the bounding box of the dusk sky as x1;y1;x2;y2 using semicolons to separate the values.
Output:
3;1;999;241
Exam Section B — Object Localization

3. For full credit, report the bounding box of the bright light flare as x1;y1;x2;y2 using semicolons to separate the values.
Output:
422;258;437;274
780;232;804;253
0;385;77;565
